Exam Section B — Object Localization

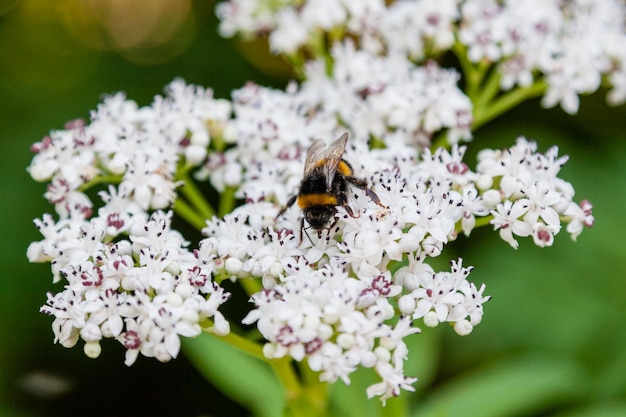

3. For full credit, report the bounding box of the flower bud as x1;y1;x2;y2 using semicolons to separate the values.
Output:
84;342;102;359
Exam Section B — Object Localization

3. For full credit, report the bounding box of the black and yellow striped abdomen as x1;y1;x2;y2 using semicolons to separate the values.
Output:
297;193;338;209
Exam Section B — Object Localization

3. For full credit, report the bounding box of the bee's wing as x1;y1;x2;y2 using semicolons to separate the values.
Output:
322;132;349;191
303;138;328;176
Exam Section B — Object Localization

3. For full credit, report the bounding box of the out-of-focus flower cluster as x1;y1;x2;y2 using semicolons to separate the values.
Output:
301;43;473;145
217;0;626;114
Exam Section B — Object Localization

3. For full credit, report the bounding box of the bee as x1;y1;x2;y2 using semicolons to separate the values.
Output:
276;132;386;239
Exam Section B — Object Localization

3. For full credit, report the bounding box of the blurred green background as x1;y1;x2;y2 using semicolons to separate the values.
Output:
0;1;624;416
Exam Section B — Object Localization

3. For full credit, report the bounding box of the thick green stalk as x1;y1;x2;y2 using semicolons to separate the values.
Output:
473;79;546;130
475;67;503;109
274;358;328;417
299;361;328;412
455;214;495;235
177;170;215;221
453;41;490;101
79;174;123;191
273;357;303;400
218;186;237;217
238;276;264;297
207;326;266;361
173;197;207;230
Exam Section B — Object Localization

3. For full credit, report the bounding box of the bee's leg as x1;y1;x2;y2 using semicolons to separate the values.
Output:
275;194;298;221
345;176;388;208
321;214;342;244
301;218;316;246
365;188;387;209
342;203;360;218
300;217;306;244
325;217;341;243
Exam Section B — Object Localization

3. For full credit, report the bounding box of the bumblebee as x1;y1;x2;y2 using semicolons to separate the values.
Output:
276;132;386;236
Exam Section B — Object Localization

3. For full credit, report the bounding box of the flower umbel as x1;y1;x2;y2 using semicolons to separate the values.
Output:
26;0;606;408
37;211;231;366
217;0;626;114
28;77;594;401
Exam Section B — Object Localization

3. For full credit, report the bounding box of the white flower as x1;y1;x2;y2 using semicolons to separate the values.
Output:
490;200;533;249
366;361;417;405
270;8;310;54
41;288;85;348
564;199;594;241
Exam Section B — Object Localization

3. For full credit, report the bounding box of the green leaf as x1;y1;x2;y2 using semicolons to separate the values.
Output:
183;334;285;417
411;355;585;417
550;402;626;417
328;359;418;417
329;366;383;417
404;328;442;396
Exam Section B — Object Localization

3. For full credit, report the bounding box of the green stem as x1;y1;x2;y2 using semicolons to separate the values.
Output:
173;197;207;230
79;174;123;191
455;214;494;234
453;42;475;90
299;362;328;412
309;29;334;77
453;38;547;134
473;79;546;130
273;357;303;401
283;51;307;80
205;322;312;417
177;170;215;221
278;361;328;417
453;41;490;100
270;358;328;417
217;325;319;417
207;328;266;361
211;134;226;153
218;186;237;217
431;131;450;150
475;67;502;109
238;276;264;297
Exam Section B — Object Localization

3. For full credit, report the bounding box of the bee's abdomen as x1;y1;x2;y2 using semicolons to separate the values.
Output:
297;194;337;208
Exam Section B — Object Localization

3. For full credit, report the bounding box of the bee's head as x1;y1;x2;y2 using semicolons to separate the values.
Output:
303;206;336;229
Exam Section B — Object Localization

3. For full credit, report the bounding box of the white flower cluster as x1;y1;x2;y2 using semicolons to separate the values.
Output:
459;0;626;113
32;211;231;366
204;59;473;204
198;207;488;403
28;78;593;401
29;80;232;214
28;81;233;365
477;139;595;248
301;43;473;145
216;0;626;113
216;0;459;56
188;87;590;399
